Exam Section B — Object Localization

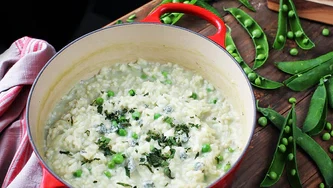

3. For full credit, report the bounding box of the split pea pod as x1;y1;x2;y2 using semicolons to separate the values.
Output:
283;57;333;91
285;103;302;188
195;0;222;18
287;0;315;50
238;0;256;12
275;51;333;75
326;76;333;109
256;101;333;187
272;0;288;50
160;0;199;24
225;26;283;89
303;78;327;135
224;7;269;70
260;105;296;187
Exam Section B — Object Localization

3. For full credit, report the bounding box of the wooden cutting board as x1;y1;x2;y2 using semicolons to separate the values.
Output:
267;0;333;25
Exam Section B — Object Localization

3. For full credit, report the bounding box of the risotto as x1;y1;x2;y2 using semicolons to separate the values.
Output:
44;58;245;188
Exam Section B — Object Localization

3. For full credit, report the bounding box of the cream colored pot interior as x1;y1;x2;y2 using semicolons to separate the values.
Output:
28;23;255;163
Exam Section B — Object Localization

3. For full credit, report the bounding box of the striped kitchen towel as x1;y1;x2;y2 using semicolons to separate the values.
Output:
0;37;56;188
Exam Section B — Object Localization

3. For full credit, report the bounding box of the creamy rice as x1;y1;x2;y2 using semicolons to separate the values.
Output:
45;58;245;188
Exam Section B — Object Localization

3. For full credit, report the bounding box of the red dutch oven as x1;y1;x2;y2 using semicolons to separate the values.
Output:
27;3;256;188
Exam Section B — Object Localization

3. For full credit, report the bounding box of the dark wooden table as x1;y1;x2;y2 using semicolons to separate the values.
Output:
105;1;333;187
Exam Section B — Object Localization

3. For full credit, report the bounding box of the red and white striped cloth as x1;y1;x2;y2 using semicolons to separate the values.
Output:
0;37;56;188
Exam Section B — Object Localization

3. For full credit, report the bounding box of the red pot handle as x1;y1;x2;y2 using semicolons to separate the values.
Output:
141;3;226;48
40;164;67;188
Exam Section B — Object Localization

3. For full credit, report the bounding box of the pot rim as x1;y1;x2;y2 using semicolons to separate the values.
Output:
26;22;256;188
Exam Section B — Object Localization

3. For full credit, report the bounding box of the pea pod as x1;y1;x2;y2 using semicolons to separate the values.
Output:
326;76;333;109
287;0;315;50
256;101;333;187
285;103;302;188
272;0;288;50
195;0;222;18
283;57;333;91
225;26;283;89
275;51;333;75
224;7;269;70
238;0;256;12
302;78;327;134
307;101;327;136
260;105;294;187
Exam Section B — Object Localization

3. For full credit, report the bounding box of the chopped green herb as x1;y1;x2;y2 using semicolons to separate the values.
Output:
70;116;73;125
84;130;90;136
59;150;72;156
161;70;168;78
116;182;133;187
141;73;148;79
154;113;161;120
124;166;131;178
139;163;154;173
81;158;100;165
93;180;98;183
215;155;224;164
164;167;175;179
189;123;201;129
189;92;198;99
115;20;123;24
163;117;173;125
195;152;200;159
164;79;172;85
97;105;103;114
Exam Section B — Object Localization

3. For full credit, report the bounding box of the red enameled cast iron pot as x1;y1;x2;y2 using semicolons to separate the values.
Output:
26;3;256;188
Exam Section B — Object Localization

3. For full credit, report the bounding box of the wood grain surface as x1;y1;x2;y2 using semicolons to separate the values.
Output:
104;0;333;187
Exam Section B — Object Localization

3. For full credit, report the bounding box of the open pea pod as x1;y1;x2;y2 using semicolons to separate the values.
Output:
302;78;327;134
287;0;315;50
195;0;222;18
275;51;333;75
272;0;288;50
284;57;333;91
260;105;293;187
326;76;333;109
285;103;302;188
224;7;269;70
307;101;327;136
225;26;283;89
256;101;333;187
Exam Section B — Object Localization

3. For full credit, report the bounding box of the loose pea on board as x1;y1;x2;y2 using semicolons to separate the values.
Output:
225;26;283;89
224;7;269;70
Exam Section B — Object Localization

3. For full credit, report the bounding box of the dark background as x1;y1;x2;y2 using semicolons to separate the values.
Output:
0;0;150;53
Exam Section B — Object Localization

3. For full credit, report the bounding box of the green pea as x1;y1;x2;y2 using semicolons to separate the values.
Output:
278;144;287;153
290;48;298;56
243;67;252;74
161;71;168;78
107;90;115;97
329;145;333;153
290;169;296;176
288;10;295;17
190;92;198;99
288;136;293;143
247;73;257;82
95;97;104;106
331;130;333;137
288;97;297;104
183;0;190;3
258;117;268;127
322;132;331;141
287;31;294;39
73;169;82;177
231;53;239;57
282;138;288;146
288;118;293;125
236;14;242;19
141;73;148;79
226;45;235;53
244;19;253;27
132;111;141;120
322;28;330;36
161;16;172;24
302;38;309;44
295;31;303;38
224;162;231;172
278;35;285;43
252;29;262;38
268;171;277;180
154;113;161;120
284;126;291;133
108;160;116;169
234;56;242;63
129;89;136;96
202;144;211;153
288;153;294;161
254;77;262;85
132;132;138;139
282;4;288;11
112;153;124;164
216;155;224;162
325;122;332;130
118;129;127;136
104;170;112;178
319;182;325;188
164;79;172;84
256;54;266;60
256;45;262;50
